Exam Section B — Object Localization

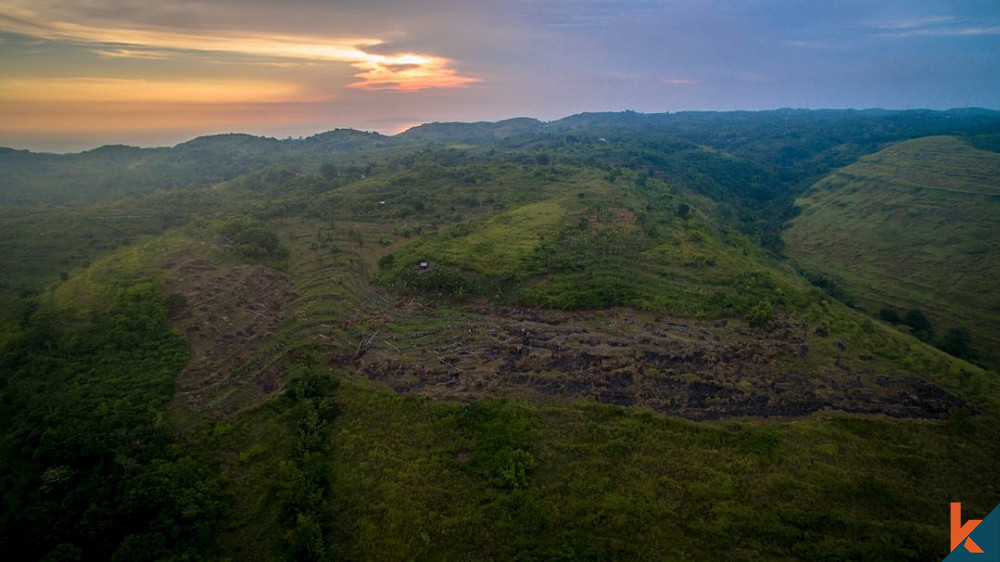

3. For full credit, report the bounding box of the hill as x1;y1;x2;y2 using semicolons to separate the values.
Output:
785;136;1000;368
2;110;1000;560
394;117;544;141
0;129;392;205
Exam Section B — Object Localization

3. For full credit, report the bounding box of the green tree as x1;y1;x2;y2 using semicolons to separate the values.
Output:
677;203;691;220
903;309;934;342
220;215;288;260
940;327;976;360
319;163;338;180
879;308;901;324
747;299;773;328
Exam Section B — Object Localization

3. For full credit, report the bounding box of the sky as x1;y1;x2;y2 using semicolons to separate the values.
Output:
1;0;998;152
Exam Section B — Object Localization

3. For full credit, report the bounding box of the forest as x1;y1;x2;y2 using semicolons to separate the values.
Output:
1;108;999;560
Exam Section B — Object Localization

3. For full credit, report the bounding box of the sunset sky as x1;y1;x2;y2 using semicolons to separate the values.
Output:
1;0;998;152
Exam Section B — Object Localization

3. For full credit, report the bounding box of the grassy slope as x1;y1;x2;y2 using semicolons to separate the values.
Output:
3;129;1000;559
207;153;999;559
374;162;814;320
785;136;1000;367
321;384;1000;561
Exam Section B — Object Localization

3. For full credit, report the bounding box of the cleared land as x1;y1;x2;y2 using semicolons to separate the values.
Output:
4;113;1000;560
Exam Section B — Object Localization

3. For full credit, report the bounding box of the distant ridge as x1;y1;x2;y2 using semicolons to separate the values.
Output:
395;117;543;141
2;108;999;205
394;108;1000;142
3;108;1000;155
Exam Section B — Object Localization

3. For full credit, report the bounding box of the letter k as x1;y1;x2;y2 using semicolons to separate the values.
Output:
952;502;985;553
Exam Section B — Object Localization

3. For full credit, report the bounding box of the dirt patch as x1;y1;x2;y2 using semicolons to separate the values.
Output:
155;233;968;422
353;305;968;420
161;252;299;417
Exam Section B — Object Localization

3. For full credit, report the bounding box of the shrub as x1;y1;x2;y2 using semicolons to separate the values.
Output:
747;299;773;328
879;308;901;324
902;309;933;342
940;327;976;360
220;215;288;260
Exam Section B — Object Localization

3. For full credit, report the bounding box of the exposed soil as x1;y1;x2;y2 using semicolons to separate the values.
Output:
161;251;299;416
155;237;968;421
353;304;968;420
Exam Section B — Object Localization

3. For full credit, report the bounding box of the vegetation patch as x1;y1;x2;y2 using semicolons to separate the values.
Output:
3;110;1000;560
786;136;1000;368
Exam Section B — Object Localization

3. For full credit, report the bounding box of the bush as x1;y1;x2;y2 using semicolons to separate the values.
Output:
377;253;396;270
747;299;773;328
940;327;976;360
220;215;288;260
879;308;901;324
902;309;933;342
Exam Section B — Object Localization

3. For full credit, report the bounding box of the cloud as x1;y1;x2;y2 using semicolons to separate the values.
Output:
883;25;1000;38
868;15;956;30
349;53;481;91
0;76;333;138
0;1;479;91
866;14;1000;38
93;48;173;59
0;76;315;104
521;0;664;29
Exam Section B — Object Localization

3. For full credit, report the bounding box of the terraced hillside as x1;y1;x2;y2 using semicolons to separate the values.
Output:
4;112;1000;560
785;136;1000;368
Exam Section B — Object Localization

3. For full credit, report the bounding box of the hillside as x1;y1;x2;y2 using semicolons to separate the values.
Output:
785;136;1000;368
2;111;1000;560
0;130;392;206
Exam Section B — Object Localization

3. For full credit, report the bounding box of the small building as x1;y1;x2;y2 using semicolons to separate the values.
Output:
419;261;429;271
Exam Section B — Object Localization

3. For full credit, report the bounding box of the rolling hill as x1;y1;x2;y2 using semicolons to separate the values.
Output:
2;110;1000;560
785;135;1000;368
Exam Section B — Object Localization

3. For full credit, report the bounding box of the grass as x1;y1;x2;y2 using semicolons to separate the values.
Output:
316;381;1000;560
429;199;567;276
372;165;818;321
3;123;1000;560
785;136;1000;368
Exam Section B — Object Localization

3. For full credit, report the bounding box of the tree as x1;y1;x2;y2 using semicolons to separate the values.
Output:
879;308;901;324
903;309;934;342
220;215;288;260
319;163;338;180
677;203;691;220
747;299;773;328
940;327;976;360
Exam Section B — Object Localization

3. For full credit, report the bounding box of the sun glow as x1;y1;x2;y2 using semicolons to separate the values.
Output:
0;3;479;92
0;77;327;134
350;53;482;91
0;77;311;105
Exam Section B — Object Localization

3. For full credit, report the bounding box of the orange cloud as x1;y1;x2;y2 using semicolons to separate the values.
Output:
93;48;174;59
0;4;479;92
0;76;331;135
349;53;482;91
0;77;315;105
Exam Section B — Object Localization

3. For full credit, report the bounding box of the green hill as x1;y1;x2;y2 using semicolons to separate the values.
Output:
2;111;1000;560
785;136;1000;368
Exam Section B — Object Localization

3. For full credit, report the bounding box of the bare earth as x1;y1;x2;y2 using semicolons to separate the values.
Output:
157;241;967;421
352;305;967;420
